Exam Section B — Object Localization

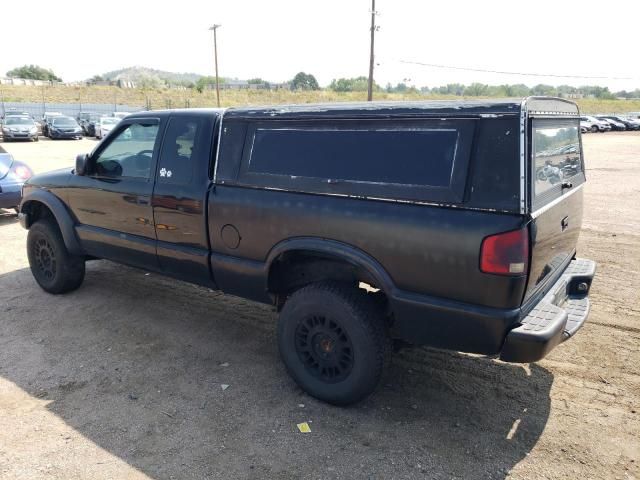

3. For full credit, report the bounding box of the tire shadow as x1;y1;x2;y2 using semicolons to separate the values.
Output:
0;261;553;479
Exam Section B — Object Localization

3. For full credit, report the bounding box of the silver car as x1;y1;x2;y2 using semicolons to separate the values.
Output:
1;116;39;142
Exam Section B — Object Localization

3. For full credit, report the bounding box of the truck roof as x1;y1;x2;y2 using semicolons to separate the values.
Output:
126;97;579;120
224;97;579;120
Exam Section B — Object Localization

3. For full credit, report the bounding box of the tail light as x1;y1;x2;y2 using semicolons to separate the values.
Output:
13;165;33;180
480;227;529;276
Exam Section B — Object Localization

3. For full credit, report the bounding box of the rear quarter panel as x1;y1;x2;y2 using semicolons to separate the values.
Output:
208;187;528;309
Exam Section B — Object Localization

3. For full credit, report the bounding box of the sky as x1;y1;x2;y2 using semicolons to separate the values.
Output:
1;0;639;91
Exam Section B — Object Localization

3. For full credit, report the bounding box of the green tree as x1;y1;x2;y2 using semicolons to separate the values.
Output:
329;76;372;92
463;83;490;96
531;84;557;96
195;76;226;93
504;84;531;97
291;72;319;90
6;64;62;82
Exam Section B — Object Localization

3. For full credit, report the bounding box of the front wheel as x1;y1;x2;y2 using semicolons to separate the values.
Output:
277;281;391;406
27;219;85;294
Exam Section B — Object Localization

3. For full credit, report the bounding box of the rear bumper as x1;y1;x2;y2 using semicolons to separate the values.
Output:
389;258;596;361
499;258;596;363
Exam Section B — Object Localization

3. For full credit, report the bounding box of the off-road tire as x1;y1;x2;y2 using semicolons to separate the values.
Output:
277;281;391;406
27;219;85;294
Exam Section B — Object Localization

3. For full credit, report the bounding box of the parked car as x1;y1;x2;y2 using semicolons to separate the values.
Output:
0;153;33;212
83;114;102;136
94;116;120;139
42;112;64;137
48;116;83;140
18;97;596;406
580;118;596;133
596;116;626;131
112;112;130;120
0;116;39;142
602;115;640;131
77;112;99;134
581;115;610;132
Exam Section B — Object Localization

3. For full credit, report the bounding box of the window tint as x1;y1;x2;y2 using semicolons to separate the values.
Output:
532;120;583;204
157;117;204;184
93;122;159;179
248;128;459;188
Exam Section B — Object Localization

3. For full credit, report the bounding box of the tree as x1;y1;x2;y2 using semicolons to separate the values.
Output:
89;75;104;83
291;72;319;90
531;84;557;96
329;76;372;92
6;64;62;82
195;76;225;93
463;83;490;96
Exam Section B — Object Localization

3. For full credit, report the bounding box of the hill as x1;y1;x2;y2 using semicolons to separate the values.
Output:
98;66;203;88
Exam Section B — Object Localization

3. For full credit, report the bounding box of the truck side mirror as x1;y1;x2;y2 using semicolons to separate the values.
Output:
75;153;90;176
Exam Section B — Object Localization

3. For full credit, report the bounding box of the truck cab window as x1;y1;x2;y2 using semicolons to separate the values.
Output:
158;117;203;184
93;123;159;179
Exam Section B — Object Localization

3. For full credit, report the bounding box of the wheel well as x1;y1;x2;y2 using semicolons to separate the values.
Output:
268;250;389;311
21;200;54;228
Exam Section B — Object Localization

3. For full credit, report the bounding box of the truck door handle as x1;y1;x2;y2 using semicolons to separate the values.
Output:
561;216;570;231
561;181;573;189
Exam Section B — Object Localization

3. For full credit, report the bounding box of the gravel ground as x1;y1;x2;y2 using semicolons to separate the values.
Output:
0;133;638;480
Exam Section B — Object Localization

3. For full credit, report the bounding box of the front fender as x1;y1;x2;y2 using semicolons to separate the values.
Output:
20;189;84;255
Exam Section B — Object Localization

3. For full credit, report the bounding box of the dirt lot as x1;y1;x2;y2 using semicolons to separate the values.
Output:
0;133;638;480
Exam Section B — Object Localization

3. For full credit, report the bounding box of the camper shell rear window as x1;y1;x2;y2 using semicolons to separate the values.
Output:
531;118;585;209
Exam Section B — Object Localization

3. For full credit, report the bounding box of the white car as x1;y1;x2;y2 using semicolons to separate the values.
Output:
95;117;120;139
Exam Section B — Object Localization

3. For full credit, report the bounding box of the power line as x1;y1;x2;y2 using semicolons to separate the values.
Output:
397;60;637;81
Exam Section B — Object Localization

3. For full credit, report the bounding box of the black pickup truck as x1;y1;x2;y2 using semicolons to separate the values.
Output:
19;97;596;405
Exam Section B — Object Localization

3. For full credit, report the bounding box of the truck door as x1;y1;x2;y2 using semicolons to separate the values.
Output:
67;118;161;269
152;113;217;287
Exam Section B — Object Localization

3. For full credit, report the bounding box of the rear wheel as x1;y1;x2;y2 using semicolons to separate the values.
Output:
277;281;391;405
590;125;598;133
27;219;85;294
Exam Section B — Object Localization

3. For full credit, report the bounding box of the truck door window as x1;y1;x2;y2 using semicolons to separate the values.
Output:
93;122;159;179
157;117;203;184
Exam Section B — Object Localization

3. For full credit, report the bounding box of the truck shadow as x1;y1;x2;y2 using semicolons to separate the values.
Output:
0;261;553;479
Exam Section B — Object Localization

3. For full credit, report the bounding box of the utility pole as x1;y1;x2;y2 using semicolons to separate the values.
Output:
41;86;46;117
209;24;222;107
367;0;376;101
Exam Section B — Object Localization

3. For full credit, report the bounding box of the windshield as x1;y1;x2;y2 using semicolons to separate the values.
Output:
52;118;78;127
5;117;34;126
533;120;583;201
